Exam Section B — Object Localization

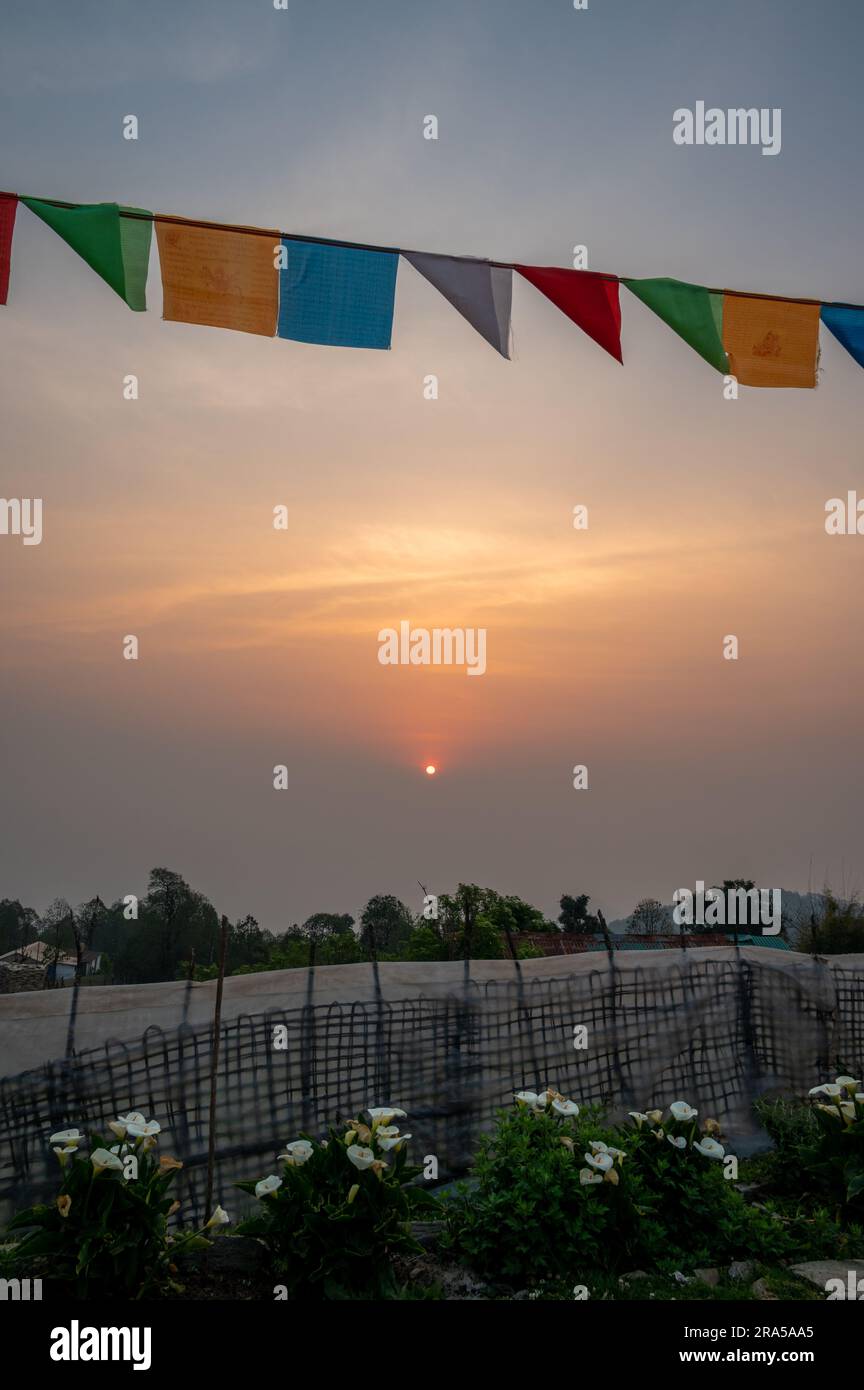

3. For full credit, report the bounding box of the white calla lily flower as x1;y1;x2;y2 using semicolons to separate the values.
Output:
551;1098;579;1117
585;1150;614;1171
126;1118;161;1139
579;1168;604;1186
255;1175;282;1199
514;1091;547;1110
835;1076;861;1093
206;1205;230;1227
628;1111;650;1128
347;1145;376;1170
669;1101;697;1122
367;1106;407;1126
49;1129;82;1147
278;1140;314;1165
91;1148;124;1173
377;1133;411;1152
694;1137;725;1159
666;1135;687;1150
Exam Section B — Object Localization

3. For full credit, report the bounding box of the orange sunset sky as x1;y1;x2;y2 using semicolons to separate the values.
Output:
2;0;864;926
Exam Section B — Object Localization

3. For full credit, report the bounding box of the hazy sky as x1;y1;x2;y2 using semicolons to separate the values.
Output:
2;0;863;929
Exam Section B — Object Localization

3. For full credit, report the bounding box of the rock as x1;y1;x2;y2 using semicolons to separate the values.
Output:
728;1260;757;1282
788;1260;864;1293
694;1267;720;1287
750;1278;779;1301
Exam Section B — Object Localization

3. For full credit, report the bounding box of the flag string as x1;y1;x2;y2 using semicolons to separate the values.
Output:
3;188;861;312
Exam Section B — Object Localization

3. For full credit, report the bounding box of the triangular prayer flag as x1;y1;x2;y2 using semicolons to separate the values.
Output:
278;239;398;348
0;193;17;305
623;277;728;373
402;251;512;357
820;304;864;371
721;293;820;388
515;265;622;362
21;198;150;310
155;219;278;337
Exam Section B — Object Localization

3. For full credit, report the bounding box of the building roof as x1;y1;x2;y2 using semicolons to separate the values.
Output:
0;940;102;967
518;931;792;955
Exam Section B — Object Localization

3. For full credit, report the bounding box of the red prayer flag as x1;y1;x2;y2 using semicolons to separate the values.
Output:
515;264;623;362
0;194;18;305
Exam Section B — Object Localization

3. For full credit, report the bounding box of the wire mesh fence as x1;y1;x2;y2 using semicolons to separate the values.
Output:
1;948;862;1226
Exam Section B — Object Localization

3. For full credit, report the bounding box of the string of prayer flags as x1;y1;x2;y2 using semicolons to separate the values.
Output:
0;193;17;305
402;251;512;357
720;293;821;388
623;277;728;373
21;198;150;310
820;304;864;372
278;239;398;349
515;265;622;363
155;219;278;336
5;186;864;386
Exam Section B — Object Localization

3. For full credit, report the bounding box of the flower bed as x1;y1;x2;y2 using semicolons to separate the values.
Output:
3;1073;863;1301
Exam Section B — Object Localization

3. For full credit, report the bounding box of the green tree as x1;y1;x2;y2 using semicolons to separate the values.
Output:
226;914;270;972
799;894;864;954
438;883;485;959
71;896;108;979
482;891;547;934
358;895;413;957
558;894;600;933
627;898;668;936
403;925;447;961
0;899;39;955
300;912;354;944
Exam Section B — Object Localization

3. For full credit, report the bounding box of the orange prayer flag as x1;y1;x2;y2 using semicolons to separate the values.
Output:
721;293;820;388
155;219;278;336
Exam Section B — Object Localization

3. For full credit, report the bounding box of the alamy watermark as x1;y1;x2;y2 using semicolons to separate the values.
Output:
378;622;486;676
672;881;781;934
673;102;781;156
1;497;42;544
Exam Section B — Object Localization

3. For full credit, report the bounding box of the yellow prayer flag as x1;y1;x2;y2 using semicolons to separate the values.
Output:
721;293;820;388
155;219;278;336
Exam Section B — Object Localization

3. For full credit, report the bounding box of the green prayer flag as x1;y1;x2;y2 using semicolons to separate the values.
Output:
22;197;151;310
623;276;729;373
119;207;153;312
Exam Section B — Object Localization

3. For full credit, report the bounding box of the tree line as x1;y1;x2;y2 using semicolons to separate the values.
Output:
0;874;604;983
0;871;859;985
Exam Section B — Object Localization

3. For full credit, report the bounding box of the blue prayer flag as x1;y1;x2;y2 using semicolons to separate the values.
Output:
821;304;864;370
278;238;398;348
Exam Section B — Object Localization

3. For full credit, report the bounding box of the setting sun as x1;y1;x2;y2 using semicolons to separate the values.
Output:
425;764;437;776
